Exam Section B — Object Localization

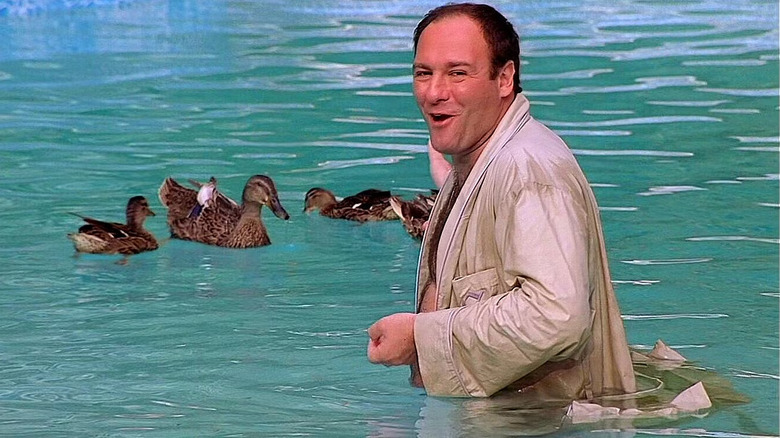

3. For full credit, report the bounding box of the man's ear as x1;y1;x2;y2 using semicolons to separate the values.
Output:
498;61;515;98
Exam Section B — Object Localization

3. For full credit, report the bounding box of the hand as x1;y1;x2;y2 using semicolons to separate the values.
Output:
367;313;417;366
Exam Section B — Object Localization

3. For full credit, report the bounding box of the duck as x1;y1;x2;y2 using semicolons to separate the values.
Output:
303;187;399;222
67;195;159;262
389;191;438;240
158;175;290;248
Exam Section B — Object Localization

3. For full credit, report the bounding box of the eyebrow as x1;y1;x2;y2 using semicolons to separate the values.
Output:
413;61;473;70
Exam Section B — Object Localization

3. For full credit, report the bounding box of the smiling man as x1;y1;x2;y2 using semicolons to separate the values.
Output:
367;3;636;402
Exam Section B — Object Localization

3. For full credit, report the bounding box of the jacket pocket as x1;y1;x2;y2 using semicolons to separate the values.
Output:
451;268;502;306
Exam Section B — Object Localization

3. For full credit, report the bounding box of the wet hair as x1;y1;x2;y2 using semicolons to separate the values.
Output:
413;3;522;94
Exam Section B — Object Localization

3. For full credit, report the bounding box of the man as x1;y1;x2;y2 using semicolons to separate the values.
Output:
367;2;636;401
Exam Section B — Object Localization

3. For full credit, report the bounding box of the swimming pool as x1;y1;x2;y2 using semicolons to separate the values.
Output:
0;0;777;436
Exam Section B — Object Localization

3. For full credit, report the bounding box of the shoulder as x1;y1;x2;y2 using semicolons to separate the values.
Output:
494;119;577;174
484;117;590;205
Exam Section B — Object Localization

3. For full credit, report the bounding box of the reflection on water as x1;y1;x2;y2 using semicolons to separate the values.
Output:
0;0;777;436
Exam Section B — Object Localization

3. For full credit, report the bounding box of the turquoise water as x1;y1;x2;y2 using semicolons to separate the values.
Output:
0;0;777;436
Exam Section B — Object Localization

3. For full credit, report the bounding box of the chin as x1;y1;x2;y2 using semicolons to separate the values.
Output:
430;140;457;155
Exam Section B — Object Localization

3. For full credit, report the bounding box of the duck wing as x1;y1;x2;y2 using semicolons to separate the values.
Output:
162;178;242;245
327;188;396;221
158;177;198;222
69;213;132;239
105;232;160;255
336;189;391;209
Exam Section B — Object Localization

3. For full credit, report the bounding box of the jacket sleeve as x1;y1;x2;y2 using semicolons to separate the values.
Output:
414;179;593;397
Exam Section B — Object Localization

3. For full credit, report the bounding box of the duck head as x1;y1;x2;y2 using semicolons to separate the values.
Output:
126;196;155;227
303;187;337;213
243;175;290;220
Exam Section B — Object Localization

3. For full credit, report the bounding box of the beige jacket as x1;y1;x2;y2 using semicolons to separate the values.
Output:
414;95;636;399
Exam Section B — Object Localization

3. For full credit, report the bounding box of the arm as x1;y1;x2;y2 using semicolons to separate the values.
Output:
414;182;592;397
428;142;452;189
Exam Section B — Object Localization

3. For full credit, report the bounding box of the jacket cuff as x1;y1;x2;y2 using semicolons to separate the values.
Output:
414;308;468;397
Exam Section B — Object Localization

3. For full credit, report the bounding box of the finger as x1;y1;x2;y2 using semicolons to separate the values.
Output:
367;338;383;364
367;317;384;340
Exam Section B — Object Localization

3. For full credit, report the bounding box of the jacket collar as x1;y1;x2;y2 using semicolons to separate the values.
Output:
416;94;532;308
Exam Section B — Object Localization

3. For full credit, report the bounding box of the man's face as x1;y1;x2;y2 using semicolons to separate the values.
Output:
413;15;514;160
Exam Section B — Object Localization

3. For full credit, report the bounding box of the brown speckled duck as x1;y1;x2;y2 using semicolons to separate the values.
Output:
67;195;159;261
389;191;438;240
303;187;398;222
158;175;290;248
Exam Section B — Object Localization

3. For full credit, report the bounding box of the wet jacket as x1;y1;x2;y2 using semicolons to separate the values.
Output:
414;95;636;399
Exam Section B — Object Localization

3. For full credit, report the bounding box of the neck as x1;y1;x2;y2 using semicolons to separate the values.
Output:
449;137;487;187
450;155;477;187
126;215;145;230
241;202;261;218
448;95;517;186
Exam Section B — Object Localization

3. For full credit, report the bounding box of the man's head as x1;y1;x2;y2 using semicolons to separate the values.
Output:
412;3;519;164
414;3;521;95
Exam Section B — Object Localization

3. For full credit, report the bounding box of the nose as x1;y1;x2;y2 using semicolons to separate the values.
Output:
421;73;450;104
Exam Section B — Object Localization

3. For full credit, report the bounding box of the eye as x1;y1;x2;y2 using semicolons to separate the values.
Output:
413;70;431;78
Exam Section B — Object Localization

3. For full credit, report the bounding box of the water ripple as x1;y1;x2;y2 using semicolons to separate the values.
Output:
613;279;660;286
731;370;780;380
354;90;412;97
582;110;635;115
633;428;778;438
560;76;707;93
545;115;720;128
737;147;778;153
338;128;428;139
711;109;761;115
316;156;413;170
686;236;779;245
573;149;693;157
731;136;779;144
683;60;768;67
150;399;218;411
638;186;707;196
559;130;632;136
307;140;425;153
736;174;779;181
525;68;614;80
623;314;729;321
696;87;778;97
622;258;713;265
600;207;638;212
647;100;730;107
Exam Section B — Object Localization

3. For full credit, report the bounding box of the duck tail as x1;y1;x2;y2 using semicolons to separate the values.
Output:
389;196;406;220
68;212;88;220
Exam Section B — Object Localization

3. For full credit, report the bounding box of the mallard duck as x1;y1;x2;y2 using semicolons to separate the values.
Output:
389;191;438;240
67;195;159;261
158;175;290;248
303;187;399;222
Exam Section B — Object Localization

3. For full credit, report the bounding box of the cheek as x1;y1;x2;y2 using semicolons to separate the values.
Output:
412;85;426;107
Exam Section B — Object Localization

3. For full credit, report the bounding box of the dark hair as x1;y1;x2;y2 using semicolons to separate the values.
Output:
413;3;522;94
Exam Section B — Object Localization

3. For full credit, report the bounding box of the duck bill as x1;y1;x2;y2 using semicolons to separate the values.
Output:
268;196;290;220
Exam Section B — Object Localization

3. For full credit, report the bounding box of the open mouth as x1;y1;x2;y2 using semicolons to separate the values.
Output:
430;113;453;122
